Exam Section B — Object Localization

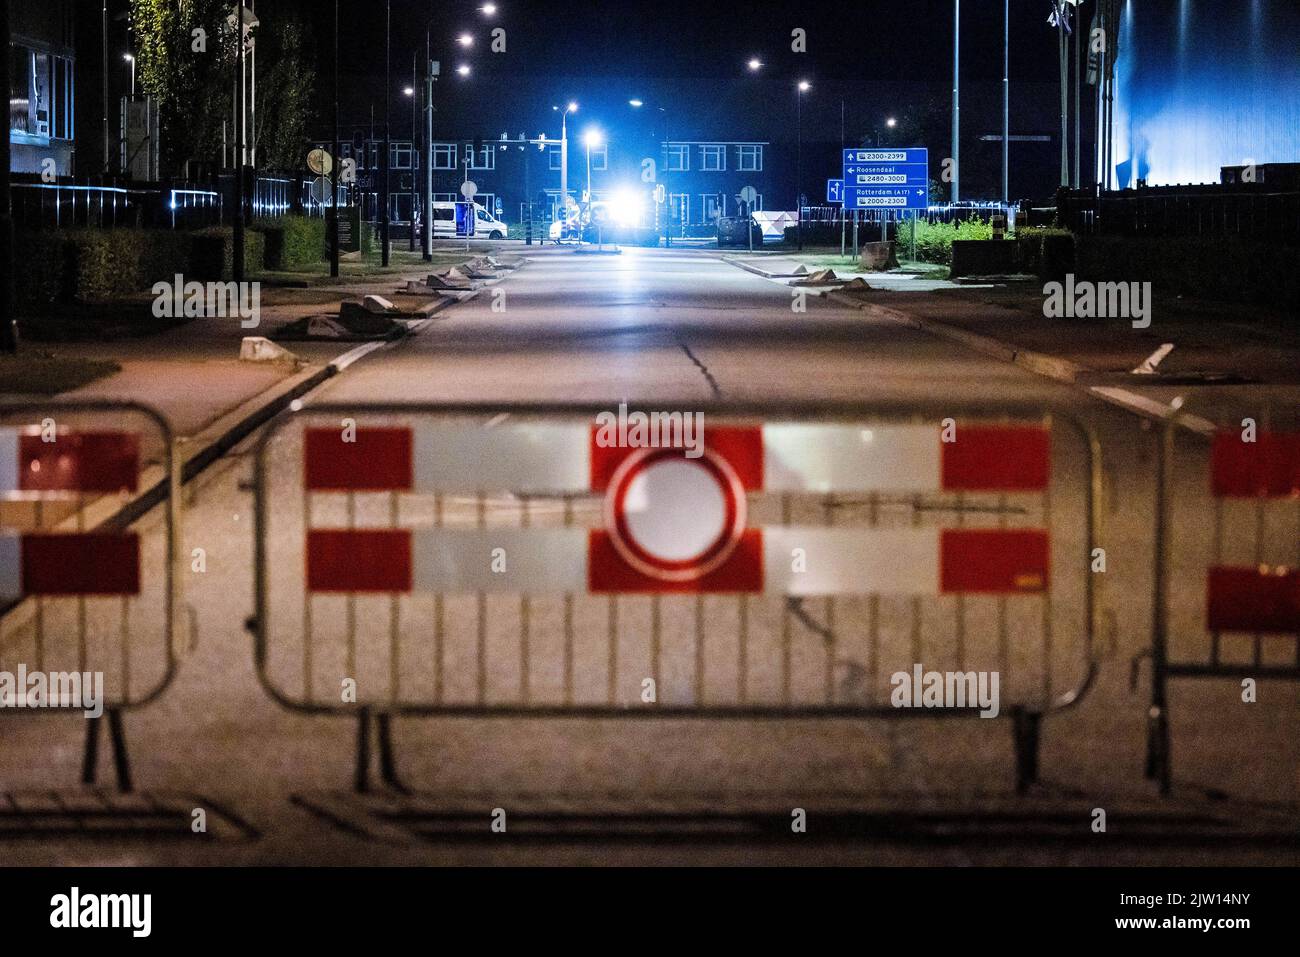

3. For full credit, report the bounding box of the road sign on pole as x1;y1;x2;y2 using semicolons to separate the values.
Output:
843;148;929;210
826;178;844;204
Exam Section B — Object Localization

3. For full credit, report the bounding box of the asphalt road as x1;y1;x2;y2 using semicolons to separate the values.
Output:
1;244;1295;864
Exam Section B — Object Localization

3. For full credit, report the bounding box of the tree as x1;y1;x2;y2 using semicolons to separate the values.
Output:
252;18;315;172
128;1;314;176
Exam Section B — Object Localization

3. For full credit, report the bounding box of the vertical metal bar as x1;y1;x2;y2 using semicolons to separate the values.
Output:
737;594;749;705
433;492;444;703
606;596;618;705
519;494;530;705
868;491;880;703
955;489;967;668
694;595;705;706
823;493;836;705
997;492;1009;678
120;594;131;702
303;480;313;703
1040;423;1055;702
781;492;792;705
389;490;400;703
563;495;574;707
650;596;662;695
1211;492;1224;666
345;490;356;682
910;492;923;665
33;498;45;671
476;490;486;705
77;492;87;674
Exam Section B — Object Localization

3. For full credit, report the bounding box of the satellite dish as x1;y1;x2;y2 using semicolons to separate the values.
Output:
307;148;332;176
461;180;478;199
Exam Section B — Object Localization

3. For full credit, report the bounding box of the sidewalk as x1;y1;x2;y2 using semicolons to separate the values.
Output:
726;254;1300;431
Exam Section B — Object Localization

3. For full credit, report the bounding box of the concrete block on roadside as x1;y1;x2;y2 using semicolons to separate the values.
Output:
362;294;398;313
240;337;298;362
306;316;348;339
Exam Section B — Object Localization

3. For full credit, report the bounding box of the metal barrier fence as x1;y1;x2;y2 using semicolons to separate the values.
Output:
1146;398;1300;794
0;402;180;791
252;402;1101;792
1060;187;1300;243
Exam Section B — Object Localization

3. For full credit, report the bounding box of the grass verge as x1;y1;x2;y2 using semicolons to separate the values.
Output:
0;350;122;395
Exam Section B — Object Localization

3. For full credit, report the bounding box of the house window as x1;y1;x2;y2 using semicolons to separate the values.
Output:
465;144;495;170
433;192;458;203
702;193;724;220
548;145;563;170
668;193;689;224
589;143;607;171
665;144;689;172
392;142;413;169
700;145;725;171
737;144;762;171
432;143;457;169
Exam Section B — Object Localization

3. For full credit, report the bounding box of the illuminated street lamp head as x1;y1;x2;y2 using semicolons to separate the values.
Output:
479;3;497;15
583;129;603;148
567;101;578;113
456;64;471;77
747;57;762;71
123;53;134;62
403;86;415;96
457;33;474;47
798;79;811;92
629;99;644;108
886;116;897;128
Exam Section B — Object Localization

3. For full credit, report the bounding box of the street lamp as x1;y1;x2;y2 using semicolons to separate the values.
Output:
630;97;670;246
456;64;471;76
479;3;497;15
582;128;603;205
553;102;577;213
123;53;135;95
747;57;762;72
796;80;810;250
457;33;474;46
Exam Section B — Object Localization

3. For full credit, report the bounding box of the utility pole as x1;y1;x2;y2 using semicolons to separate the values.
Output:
1;0;17;351
102;1;110;174
423;30;433;261
409;52;417;251
952;0;960;203
330;0;340;277
1074;5;1082;188
381;0;391;266
233;3;246;283
1002;0;1009;204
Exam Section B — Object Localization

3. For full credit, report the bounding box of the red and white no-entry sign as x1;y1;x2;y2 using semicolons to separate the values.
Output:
303;419;1052;597
603;447;748;582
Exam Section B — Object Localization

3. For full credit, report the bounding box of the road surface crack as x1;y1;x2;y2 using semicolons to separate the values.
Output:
677;339;722;399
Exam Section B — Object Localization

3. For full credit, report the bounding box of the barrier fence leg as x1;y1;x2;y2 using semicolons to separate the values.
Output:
354;707;373;794
1012;710;1041;793
108;709;134;793
377;713;407;794
1145;706;1171;795
81;710;134;792
81;716;101;785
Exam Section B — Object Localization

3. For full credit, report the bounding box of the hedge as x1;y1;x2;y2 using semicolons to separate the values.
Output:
1015;227;1075;281
14;226;264;312
253;215;326;269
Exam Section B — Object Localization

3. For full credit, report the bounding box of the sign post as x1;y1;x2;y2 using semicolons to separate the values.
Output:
827;178;845;259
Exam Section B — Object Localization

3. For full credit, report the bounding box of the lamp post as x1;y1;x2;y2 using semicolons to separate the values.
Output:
405;78;416;251
555;101;577;215
330;0;339;277
123;53;135;95
381;0;390;267
583;128;602;206
796;80;810;251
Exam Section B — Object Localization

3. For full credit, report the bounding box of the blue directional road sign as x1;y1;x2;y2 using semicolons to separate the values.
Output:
842;148;929;210
826;178;844;204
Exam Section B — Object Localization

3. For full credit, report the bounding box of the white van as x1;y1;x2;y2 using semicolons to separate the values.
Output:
428;201;508;239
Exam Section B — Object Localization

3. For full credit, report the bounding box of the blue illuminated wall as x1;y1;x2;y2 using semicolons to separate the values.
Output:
1112;0;1300;187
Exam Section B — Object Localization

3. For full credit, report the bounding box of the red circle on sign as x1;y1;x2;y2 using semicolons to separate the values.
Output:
603;447;748;582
